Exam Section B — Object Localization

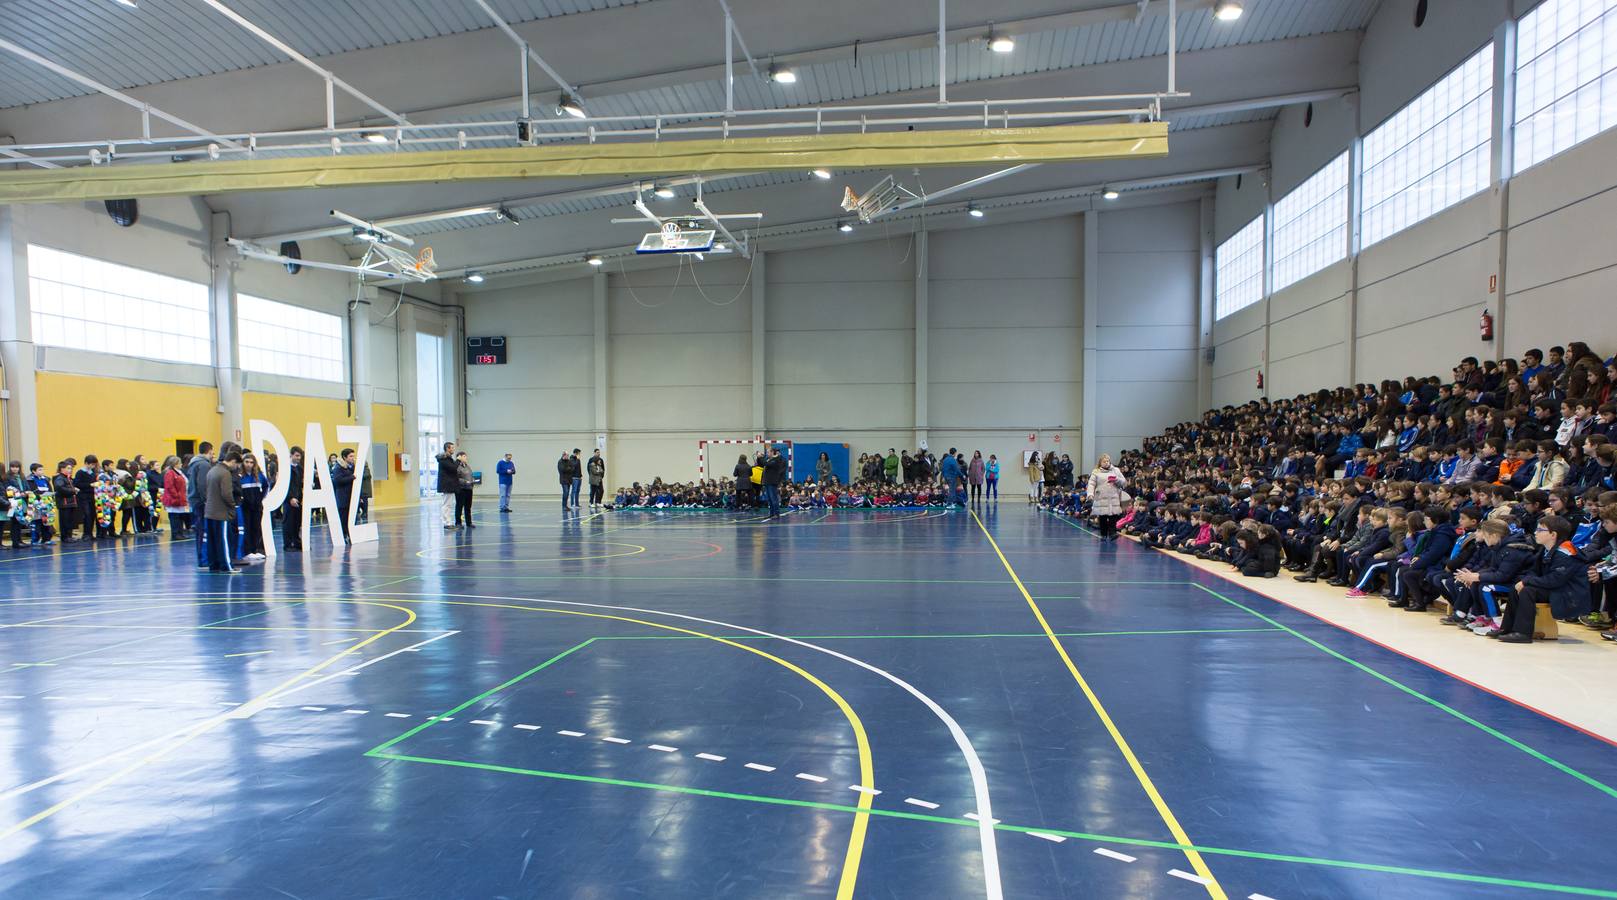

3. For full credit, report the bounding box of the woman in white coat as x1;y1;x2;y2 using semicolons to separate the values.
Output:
1026;451;1043;504
1087;453;1128;540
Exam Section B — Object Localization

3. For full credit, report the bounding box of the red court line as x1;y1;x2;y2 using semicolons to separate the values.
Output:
1122;536;1617;751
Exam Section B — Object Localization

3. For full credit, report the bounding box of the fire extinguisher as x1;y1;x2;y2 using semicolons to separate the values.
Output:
1479;309;1494;342
1256;371;1264;390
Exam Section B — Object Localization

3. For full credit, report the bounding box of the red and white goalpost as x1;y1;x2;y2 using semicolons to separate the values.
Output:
697;437;793;480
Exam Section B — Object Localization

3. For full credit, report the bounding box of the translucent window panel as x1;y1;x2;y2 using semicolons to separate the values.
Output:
1215;215;1265;320
1271;152;1350;292
1361;44;1493;248
26;245;211;365
416;332;444;417
1516;0;1617;173
237;294;345;382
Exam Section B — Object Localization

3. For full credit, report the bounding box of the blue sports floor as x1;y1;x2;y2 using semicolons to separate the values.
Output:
0;502;1613;899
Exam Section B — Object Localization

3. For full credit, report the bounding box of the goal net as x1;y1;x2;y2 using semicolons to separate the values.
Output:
697;437;794;482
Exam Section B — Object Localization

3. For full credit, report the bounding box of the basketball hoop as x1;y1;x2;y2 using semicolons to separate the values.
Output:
415;247;436;275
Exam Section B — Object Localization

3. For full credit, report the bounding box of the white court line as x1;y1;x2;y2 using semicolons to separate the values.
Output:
470;719;499;726
904;798;939;810
0;695;21;700
1028;832;1066;843
848;785;881;796
557;730;585;737
695;753;726;762
647;744;677;753
1168;870;1211;886
513;724;540;731
963;813;1000;824
601;736;630;744
744;763;775;772
385;713;411;718
342;709;369;715
321;638;362;645
299;706;327;712
795;773;827;783
259;630;459;708
1248;894;1280;900
397;589;1004;900
1094;848;1137;863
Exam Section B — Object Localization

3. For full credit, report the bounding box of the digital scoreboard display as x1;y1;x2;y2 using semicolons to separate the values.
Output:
466;336;507;365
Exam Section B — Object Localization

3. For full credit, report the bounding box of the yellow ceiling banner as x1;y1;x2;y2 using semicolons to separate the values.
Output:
0;123;1168;204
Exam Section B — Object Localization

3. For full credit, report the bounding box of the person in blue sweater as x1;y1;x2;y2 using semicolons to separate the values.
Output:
1498;515;1591;642
939;448;964;507
1394;506;1458;611
1454;520;1539;634
496;453;516;512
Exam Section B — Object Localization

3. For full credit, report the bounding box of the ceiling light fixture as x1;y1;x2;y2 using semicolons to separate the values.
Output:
811;168;832;180
967;205;985;218
556;92;587;119
586;255;604;266
496;206;521;224
465;272;485;284
838;221;854;233
653;184;676;199
113;0;138;8
1213;1;1244;22
352;226;383;242
987;29;1015;53
361;131;388;144
769;63;797;85
1102;189;1120;200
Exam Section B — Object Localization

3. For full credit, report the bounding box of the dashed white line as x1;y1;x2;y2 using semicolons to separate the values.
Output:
1168;870;1211;886
1093;848;1136;863
342;709;369;715
0;695;22;700
299;706;327;712
695;753;726;762
385;713;411;718
848;785;881;796
744;763;776;772
647;744;678;753
557;730;585;737
904;798;940;810
795;773;828;783
321;638;361;645
1248;894;1280;900
963;813;1001;824
470;719;499;726
427;716;454;722
1028;832;1067;843
513;724;540;731
601;737;630;744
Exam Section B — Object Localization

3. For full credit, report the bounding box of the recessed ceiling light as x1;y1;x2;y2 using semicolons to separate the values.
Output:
353;227;382;242
361;131;388;144
1214;1;1243;22
465;272;485;284
967;205;985;218
811;168;832;180
769;64;797;85
653;184;676;199
838;221;854;233
557;92;587;119
987;30;1015;53
714;241;728;251
586;255;604;266
113;0;138;7
1102;189;1120;200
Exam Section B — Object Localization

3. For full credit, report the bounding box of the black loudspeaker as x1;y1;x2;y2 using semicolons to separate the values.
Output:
280;241;303;275
104;199;138;227
1203;346;1216;365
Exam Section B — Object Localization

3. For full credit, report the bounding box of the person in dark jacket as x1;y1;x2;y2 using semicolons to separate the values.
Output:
204;450;243;574
186;444;215;565
73;454;99;541
436;442;459;529
761;447;787;519
1241;526;1282;577
1498;515;1590;642
282;446;305;551
1397;508;1459;611
732;454;753;509
455;451;476;528
567;449;584;511
557;451;573;513
587;450;606;511
52;461;79;542
332;448;357;545
1455;521;1539;634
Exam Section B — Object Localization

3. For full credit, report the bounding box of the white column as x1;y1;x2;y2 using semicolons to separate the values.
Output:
751;251;766;436
913;231;928;450
1491;19;1517;362
593;270;608;443
0;205;38;465
1197;197;1215;413
1081;211;1099;467
396;302;419;485
444;301;462;443
349;292;374;429
209;210;243;444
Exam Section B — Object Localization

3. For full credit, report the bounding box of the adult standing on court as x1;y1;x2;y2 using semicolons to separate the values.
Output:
884;449;900;484
282;446;304;551
1087;453;1128;541
587;450;606;510
568;449;584;511
436;441;459;530
187;443;215;565
733;454;753;509
968;451;985;504
761;447;787;519
985;453;1000;501
496;453;515;513
940;448;963;507
556;451;573;513
1026;451;1043;504
455;451;476;528
204;449;242;574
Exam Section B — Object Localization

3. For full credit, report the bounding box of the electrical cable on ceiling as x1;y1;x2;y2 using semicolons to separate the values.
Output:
617;255;685;308
685;248;757;306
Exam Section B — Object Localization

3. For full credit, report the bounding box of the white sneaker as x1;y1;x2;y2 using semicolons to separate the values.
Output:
247;552;266;561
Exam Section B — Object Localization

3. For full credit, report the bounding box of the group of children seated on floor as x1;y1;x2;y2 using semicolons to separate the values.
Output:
611;476;971;510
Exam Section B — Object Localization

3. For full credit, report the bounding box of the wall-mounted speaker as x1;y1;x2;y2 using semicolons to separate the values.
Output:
104;199;138;227
280;240;303;275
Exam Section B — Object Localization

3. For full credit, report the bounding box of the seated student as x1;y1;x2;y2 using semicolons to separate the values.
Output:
1429;507;1484;622
1395;506;1460;611
1198;520;1241;561
1518;489;1549;535
1346;508;1405;597
1556;399;1593;447
1174;511;1215;554
1227;528;1259;574
1241;524;1283;577
1496;515;1591;642
1328;506;1386;587
1283;499;1332;570
1579;504;1617;632
1592;404;1617;440
1474;439;1504;484
1451;519;1538;635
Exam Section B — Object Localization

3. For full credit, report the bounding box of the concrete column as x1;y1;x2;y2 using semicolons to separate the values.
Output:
1197;197;1215;414
396;302;419;488
750;251;766;436
1490;19;1518;362
349;293;374;429
1345;100;1364;385
593;271;608;444
913;231;928;450
0;205;38;465
208;211;243;444
444;300;462;442
1081;211;1099;467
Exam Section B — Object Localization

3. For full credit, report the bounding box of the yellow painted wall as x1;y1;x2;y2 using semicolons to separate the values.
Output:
36;371;220;467
241;393;408;509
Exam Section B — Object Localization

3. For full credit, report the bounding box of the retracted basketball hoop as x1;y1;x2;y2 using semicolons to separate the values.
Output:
638;221;717;254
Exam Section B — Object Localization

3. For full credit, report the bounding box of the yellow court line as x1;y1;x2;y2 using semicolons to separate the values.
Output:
968;510;1227;900
386;598;876;900
0;599;418;841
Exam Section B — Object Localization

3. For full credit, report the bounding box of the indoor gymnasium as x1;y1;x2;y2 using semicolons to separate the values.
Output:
1;0;1616;897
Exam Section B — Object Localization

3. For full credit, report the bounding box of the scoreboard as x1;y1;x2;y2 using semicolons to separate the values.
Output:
467;336;506;365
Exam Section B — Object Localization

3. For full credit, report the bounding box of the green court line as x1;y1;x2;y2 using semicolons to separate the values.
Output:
367;637;597;756
593;627;1286;641
368;751;1617;898
1189;583;1617;802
